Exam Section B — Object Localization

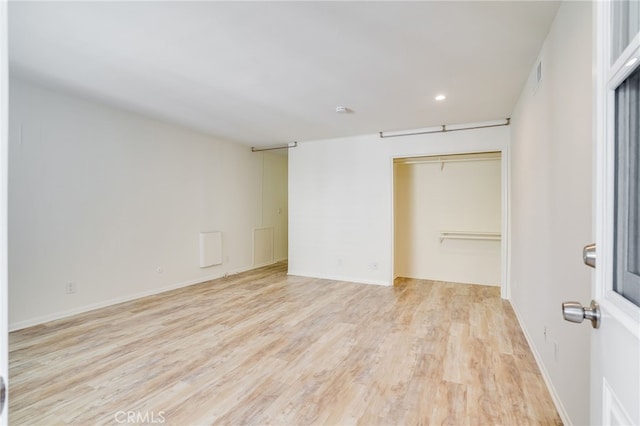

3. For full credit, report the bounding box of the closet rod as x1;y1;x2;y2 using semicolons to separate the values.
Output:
439;231;501;243
379;118;510;139
251;141;297;152
397;156;500;166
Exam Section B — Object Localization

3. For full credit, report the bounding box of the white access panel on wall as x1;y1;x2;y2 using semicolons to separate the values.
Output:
253;227;274;267
199;231;222;268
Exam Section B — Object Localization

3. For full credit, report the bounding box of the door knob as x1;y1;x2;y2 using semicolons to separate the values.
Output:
562;300;601;328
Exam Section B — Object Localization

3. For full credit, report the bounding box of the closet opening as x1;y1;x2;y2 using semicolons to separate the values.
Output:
393;151;504;290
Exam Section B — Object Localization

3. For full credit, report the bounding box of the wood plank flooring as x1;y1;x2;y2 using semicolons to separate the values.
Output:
9;262;562;425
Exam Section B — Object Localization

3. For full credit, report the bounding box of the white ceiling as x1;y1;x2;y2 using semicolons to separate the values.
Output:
8;1;560;148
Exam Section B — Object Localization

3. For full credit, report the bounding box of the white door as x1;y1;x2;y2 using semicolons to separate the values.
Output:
0;0;8;424
588;1;640;425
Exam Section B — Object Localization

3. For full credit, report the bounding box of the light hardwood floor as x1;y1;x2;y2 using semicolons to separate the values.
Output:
9;262;562;425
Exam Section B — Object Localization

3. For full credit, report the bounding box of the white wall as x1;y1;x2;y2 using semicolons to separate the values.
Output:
394;156;501;286
0;1;9;423
510;2;592;425
8;77;288;330
288;126;508;287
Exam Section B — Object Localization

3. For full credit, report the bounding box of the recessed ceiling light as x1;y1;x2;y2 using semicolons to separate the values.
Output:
336;106;351;113
625;57;638;67
435;94;446;101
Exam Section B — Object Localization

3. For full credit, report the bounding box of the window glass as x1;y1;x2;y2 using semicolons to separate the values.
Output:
614;65;640;306
612;0;640;63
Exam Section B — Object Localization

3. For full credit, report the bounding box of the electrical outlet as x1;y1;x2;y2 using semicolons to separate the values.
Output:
65;282;76;294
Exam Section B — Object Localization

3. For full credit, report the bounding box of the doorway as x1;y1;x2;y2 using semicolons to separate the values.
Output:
393;151;504;288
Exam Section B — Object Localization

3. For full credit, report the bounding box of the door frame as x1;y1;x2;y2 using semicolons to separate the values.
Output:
390;143;509;298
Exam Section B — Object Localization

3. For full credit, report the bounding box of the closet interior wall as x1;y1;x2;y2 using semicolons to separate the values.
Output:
394;153;502;286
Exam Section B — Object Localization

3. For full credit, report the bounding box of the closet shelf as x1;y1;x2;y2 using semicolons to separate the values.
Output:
439;231;501;243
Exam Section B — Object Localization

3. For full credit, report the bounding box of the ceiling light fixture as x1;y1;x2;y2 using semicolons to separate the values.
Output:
335;106;351;113
435;94;446;101
625;57;638;67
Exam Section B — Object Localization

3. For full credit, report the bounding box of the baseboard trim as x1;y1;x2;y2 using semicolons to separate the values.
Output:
9;264;260;332
510;301;572;425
